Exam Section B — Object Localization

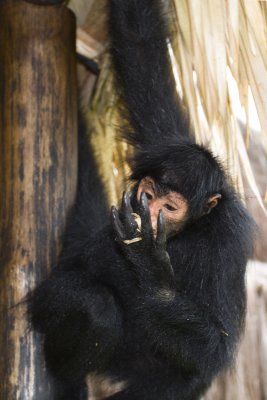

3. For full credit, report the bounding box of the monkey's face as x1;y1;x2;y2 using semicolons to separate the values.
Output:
137;177;189;238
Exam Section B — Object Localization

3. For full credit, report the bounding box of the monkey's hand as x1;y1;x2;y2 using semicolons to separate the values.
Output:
111;192;174;288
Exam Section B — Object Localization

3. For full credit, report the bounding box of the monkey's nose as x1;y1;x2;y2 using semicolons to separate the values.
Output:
150;216;158;235
149;206;160;234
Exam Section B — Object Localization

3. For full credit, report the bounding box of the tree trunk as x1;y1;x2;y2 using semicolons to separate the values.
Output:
0;1;77;398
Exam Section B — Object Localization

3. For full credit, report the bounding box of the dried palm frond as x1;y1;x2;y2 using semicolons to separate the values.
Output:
171;0;267;211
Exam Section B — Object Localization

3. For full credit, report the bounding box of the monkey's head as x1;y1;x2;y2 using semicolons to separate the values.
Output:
130;142;228;238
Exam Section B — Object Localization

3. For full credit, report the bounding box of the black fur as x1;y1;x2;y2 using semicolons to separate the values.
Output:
28;1;255;399
109;0;192;147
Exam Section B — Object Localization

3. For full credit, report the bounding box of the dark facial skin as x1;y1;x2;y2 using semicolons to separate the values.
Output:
136;177;189;238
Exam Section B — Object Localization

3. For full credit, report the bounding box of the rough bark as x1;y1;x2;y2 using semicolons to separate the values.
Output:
0;1;77;398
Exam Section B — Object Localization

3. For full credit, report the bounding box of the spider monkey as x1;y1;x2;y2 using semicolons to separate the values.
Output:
28;0;255;399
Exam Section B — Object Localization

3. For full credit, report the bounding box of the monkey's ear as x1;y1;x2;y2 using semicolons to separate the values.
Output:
206;194;222;213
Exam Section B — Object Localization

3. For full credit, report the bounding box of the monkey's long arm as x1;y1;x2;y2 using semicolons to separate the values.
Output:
109;0;190;148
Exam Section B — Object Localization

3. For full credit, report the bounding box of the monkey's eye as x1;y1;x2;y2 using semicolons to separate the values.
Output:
145;192;153;200
164;204;177;212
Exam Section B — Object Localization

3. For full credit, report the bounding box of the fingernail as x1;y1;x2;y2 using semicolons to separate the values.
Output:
112;206;118;215
125;191;130;203
111;207;116;218
141;192;147;205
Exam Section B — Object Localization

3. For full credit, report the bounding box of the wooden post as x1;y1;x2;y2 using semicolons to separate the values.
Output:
0;1;77;398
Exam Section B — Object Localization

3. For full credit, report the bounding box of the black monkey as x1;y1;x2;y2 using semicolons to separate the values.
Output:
28;0;255;399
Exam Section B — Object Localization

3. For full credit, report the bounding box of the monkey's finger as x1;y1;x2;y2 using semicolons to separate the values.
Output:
120;192;137;234
111;206;125;241
156;210;166;249
140;192;153;239
121;191;132;214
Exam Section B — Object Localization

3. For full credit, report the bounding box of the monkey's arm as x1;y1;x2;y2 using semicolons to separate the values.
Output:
28;262;123;381
109;0;188;148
